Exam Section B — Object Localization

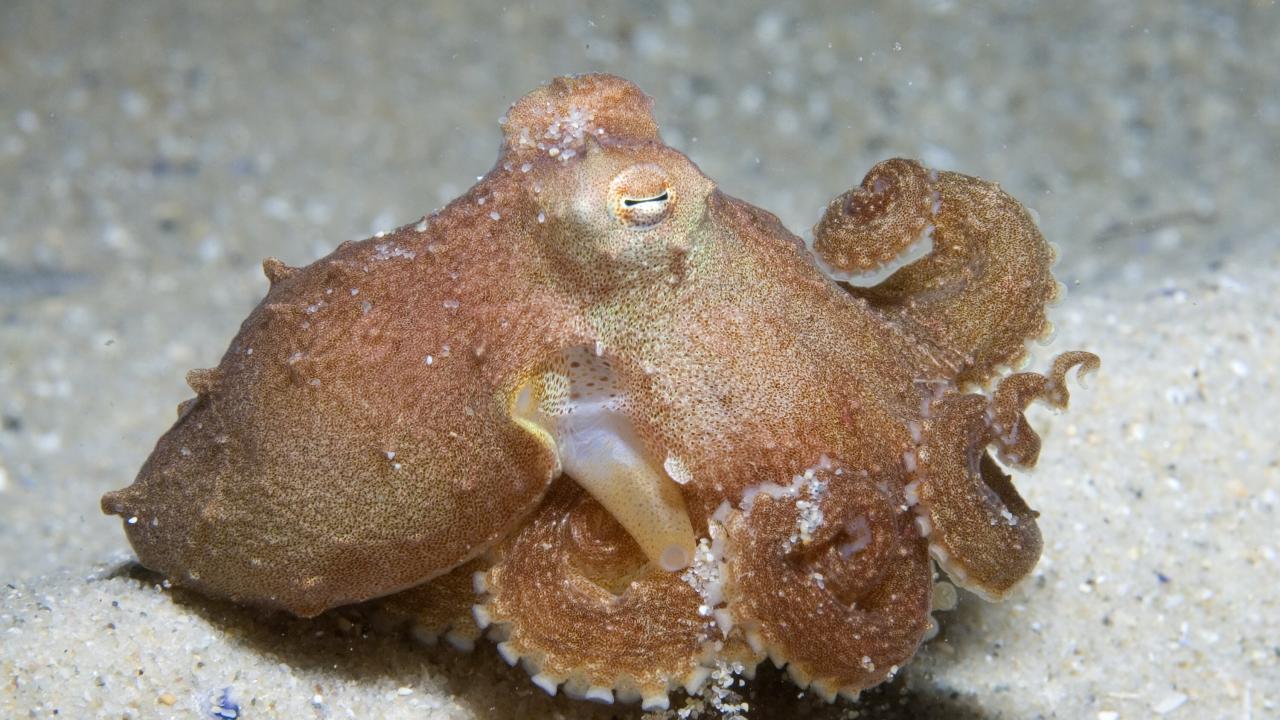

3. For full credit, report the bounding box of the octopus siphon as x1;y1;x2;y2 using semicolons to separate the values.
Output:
103;74;1098;710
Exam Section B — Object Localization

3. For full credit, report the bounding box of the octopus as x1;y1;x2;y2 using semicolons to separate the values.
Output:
102;74;1098;711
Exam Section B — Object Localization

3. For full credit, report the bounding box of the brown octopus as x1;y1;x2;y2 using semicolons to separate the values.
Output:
102;74;1098;710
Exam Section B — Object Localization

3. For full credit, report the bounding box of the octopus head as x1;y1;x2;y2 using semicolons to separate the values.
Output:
501;74;715;288
538;141;715;287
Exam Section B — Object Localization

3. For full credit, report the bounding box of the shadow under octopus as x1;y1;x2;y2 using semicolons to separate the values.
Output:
102;74;1098;712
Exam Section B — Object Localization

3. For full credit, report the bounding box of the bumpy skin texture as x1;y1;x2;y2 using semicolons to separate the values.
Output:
103;74;1098;705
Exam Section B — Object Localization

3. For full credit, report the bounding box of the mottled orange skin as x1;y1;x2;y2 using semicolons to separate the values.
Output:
103;75;1097;706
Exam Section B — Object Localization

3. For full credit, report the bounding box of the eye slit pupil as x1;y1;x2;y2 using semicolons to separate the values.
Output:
621;190;669;207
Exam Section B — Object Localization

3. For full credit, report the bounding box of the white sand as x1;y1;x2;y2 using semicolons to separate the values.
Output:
2;2;1277;718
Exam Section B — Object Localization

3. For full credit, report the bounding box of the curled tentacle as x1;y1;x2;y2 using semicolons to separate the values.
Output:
987;350;1101;467
812;158;937;278
723;464;933;701
477;480;716;710
917;351;1099;599
814;158;1060;386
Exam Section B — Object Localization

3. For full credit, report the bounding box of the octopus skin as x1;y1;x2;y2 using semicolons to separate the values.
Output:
102;74;1098;709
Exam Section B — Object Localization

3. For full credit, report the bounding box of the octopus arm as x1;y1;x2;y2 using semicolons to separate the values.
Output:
374;558;488;651
476;480;716;709
814;158;1060;386
723;463;934;701
916;351;1099;599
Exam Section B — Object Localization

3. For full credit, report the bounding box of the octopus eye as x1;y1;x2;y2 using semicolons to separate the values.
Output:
608;164;673;228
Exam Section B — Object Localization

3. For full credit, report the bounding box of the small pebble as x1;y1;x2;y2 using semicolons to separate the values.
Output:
1152;692;1188;714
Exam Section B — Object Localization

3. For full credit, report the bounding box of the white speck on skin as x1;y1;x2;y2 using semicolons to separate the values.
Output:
371;242;416;262
489;211;500;221
664;455;693;485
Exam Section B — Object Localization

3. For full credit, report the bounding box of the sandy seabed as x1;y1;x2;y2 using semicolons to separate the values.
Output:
2;2;1277;718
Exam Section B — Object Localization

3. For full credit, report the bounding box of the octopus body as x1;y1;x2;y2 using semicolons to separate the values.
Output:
102;75;1098;710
